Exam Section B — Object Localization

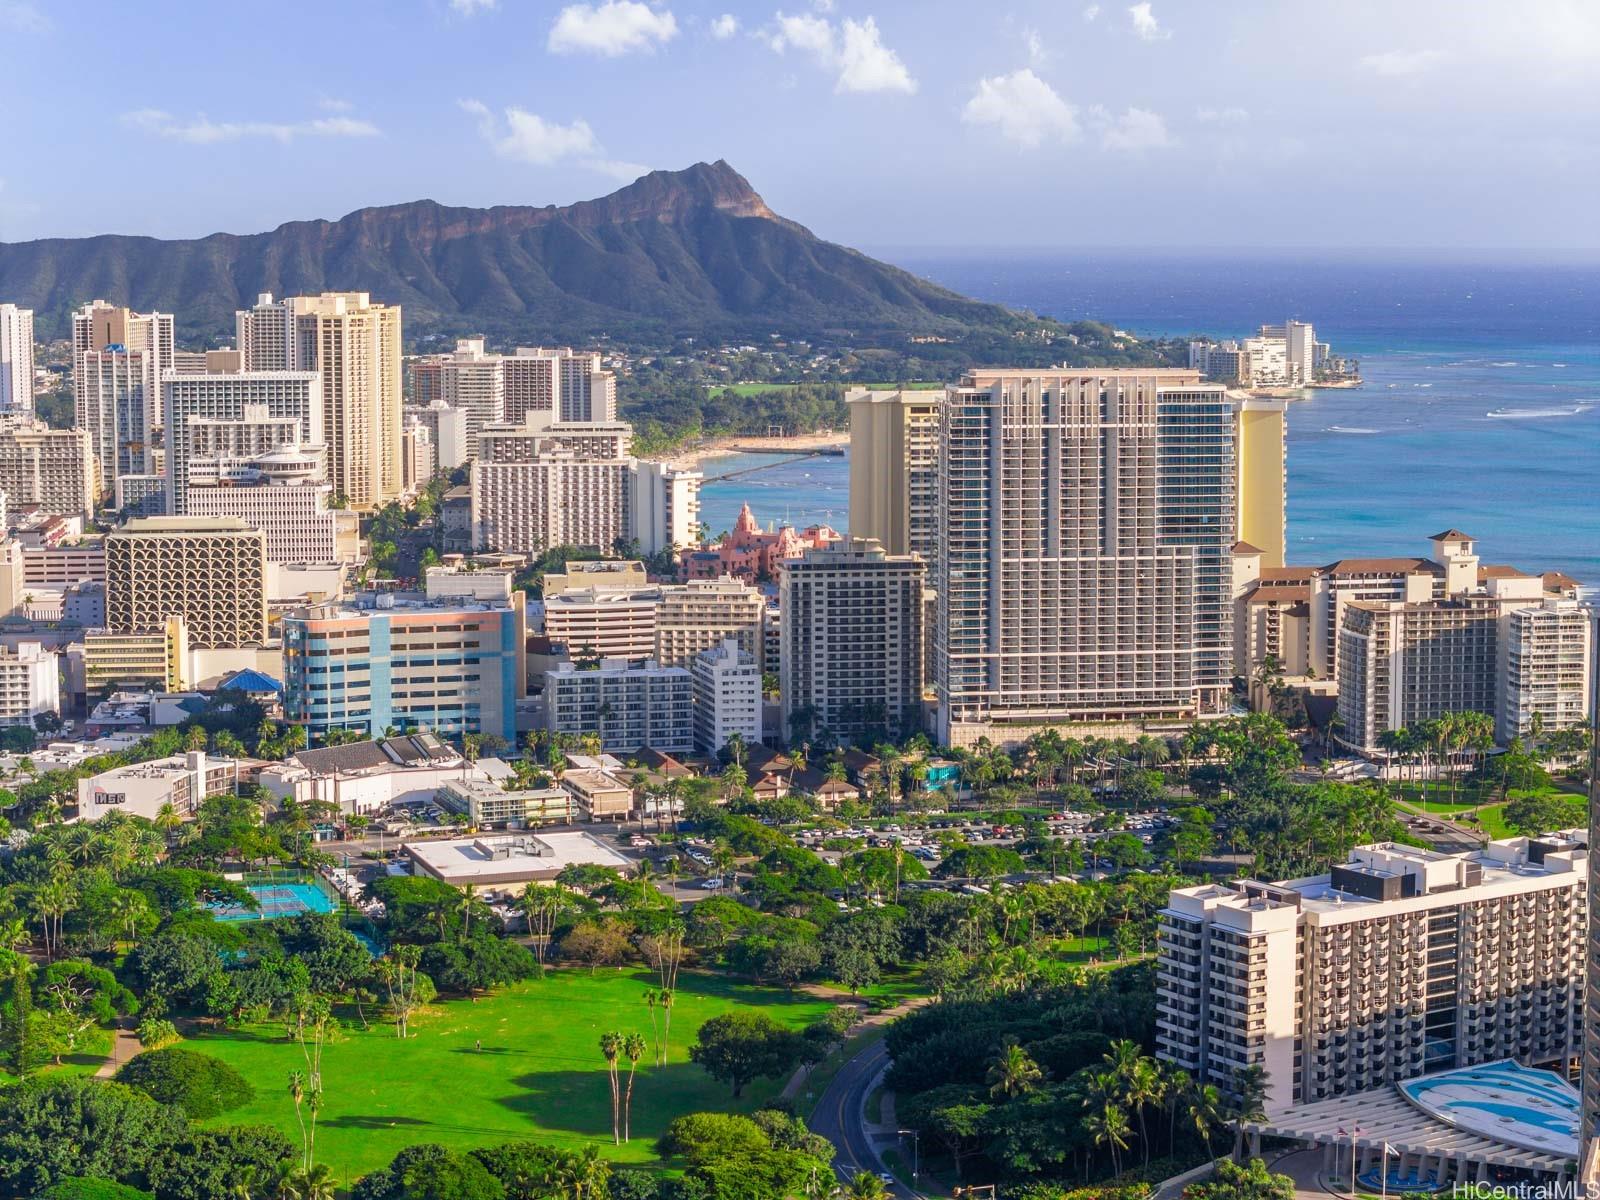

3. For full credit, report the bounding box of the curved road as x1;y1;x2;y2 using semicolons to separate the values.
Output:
809;1037;922;1199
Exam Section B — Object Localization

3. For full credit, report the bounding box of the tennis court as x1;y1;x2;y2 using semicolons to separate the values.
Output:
209;880;337;922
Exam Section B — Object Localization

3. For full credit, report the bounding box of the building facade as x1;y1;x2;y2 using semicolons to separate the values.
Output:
631;461;703;555
0;641;60;723
105;517;268;649
846;387;941;560
1158;836;1587;1112
0;304;34;413
542;586;660;662
656;576;766;670
1499;600;1592;744
780;537;925;745
541;658;694;754
282;593;526;740
935;369;1238;745
237;292;402;510
0;420;98;518
692;638;763;755
161;369;322;513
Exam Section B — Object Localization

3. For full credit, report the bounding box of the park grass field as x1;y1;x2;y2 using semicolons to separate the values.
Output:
0;1025;111;1086
179;969;834;1185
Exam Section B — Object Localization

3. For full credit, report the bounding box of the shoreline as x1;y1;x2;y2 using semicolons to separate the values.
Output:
650;429;850;469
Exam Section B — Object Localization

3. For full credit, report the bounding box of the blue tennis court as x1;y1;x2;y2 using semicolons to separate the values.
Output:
209;880;337;922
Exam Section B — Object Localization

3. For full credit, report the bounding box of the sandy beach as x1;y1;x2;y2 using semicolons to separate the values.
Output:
649;428;850;468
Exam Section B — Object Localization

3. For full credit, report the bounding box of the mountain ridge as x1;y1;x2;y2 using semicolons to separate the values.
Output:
0;161;1033;346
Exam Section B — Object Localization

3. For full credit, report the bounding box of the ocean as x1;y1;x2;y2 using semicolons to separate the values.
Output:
699;253;1600;586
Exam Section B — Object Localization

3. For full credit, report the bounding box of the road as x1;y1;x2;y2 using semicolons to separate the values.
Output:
809;1036;922;1199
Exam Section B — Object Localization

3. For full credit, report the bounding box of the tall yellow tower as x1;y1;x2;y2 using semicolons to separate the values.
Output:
1235;397;1287;567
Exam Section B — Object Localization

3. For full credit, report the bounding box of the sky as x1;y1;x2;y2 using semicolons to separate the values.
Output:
3;0;1598;251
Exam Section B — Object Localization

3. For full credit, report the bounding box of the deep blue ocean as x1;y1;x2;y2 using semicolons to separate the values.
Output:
699;253;1600;586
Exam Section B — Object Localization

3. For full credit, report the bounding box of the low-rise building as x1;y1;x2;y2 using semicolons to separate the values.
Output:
76;749;242;823
404;829;632;890
559;767;634;822
258;733;469;815
436;777;572;828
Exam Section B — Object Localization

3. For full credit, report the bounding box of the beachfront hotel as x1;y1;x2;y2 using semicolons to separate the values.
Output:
846;387;943;561
1159;835;1589;1187
934;369;1281;745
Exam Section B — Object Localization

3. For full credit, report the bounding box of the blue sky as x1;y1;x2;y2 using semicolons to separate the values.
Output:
3;0;1597;249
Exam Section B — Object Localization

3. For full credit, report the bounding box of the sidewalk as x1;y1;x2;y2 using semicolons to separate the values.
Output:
94;1026;143;1079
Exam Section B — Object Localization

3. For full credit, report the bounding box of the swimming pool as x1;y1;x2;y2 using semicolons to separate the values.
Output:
209;881;337;922
1399;1060;1579;1157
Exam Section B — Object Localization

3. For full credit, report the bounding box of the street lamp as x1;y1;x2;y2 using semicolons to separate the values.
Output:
896;1129;919;1181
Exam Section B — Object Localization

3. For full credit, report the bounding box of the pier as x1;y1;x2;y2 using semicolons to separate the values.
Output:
704;447;844;482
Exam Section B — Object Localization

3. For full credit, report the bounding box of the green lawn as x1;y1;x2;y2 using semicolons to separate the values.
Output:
0;1026;112;1086
180;969;833;1185
1049;934;1113;965
1473;803;1514;840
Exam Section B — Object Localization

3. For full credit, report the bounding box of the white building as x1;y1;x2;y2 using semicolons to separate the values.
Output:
1240;336;1290;387
440;338;506;457
693;638;762;755
1157;835;1587;1113
542;586;660;662
0;420;98;518
185;446;360;598
404;401;470;471
161;370;322;513
0;304;35;413
0;641;60;724
73;302;173;489
656;575;766;671
542;658;694;754
471;417;634;555
258;732;471;816
76;749;241;823
400;423;435;494
436;777;572;828
1499;598;1592;744
501;347;616;424
631;461;703;555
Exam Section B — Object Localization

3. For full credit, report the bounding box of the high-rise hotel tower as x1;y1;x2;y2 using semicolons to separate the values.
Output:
934;368;1267;746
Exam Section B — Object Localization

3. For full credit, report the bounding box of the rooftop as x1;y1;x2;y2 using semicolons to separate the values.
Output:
115;516;256;534
405;830;631;886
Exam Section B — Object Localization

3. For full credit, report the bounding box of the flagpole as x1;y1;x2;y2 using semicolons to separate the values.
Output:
1350;1126;1361;1198
1381;1143;1390;1200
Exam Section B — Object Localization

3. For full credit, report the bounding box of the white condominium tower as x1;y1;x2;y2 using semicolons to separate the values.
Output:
439;338;506;456
72;301;175;490
236;292;402;511
161;367;322;513
0;304;35;413
935;369;1239;745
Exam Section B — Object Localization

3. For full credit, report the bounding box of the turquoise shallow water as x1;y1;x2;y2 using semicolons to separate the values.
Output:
701;253;1600;586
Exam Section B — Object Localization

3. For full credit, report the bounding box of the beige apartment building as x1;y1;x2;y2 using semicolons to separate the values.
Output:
542;586;660;662
847;387;942;560
656;576;766;670
236;292;402;510
935;369;1243;744
106;517;268;649
1158;835;1587;1113
82;617;189;696
0;420;98;517
781;537;925;744
471;416;635;555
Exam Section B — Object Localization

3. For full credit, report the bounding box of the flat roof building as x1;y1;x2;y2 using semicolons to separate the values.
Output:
106;517;268;650
405;829;631;889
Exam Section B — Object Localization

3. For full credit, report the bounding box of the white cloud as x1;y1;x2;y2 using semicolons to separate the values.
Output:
1195;106;1248;124
450;0;496;12
0;2;48;32
1094;105;1172;151
121;109;380;144
459;98;647;181
766;11;915;94
548;1;678;56
1358;48;1446;77
709;13;738;39
1023;27;1048;64
1128;2;1166;41
962;69;1080;149
1082;4;1100;21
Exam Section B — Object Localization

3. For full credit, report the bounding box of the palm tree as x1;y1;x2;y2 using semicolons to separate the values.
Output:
1186;1081;1224;1161
847;1171;889;1200
153;801;183;846
108;890;149;949
985;1037;1044;1099
622;1032;646;1141
600;1031;622;1144
1084;1101;1132;1176
1161;1064;1191;1154
1227;1065;1270;1160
